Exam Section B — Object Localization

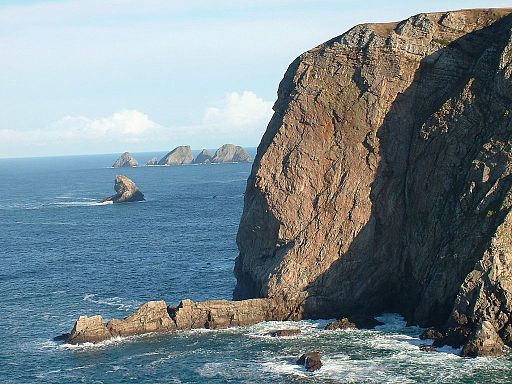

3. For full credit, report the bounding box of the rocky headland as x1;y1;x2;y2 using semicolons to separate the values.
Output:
66;8;512;358
158;145;194;165
100;175;145;203
112;152;138;168
211;144;252;163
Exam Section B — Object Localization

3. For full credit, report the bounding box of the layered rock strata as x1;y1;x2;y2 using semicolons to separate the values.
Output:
234;8;512;356
112;152;138;168
158;146;193;165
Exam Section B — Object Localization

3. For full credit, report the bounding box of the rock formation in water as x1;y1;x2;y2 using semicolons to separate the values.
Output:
211;144;252;163
296;352;322;372
193;149;213;164
146;157;159;166
101;175;144;203
65;298;301;344
112;152;138;168
234;8;512;357
158;146;193;165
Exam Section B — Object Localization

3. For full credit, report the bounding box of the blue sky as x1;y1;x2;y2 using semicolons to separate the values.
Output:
1;0;510;158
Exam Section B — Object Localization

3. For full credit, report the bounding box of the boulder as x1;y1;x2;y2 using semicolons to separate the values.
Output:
461;321;504;357
266;329;301;337
112;152;138;168
101;175;144;203
158;146;193;165
419;344;437;352
211;144;252;163
297;352;322;372
108;300;175;337
325;318;357;330
146;157;159;166
420;327;444;340
193;149;213;164
66;315;112;344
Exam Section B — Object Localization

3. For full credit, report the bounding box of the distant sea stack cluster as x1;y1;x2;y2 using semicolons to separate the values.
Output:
111;144;252;168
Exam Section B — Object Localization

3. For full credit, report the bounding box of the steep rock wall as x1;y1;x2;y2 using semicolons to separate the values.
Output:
234;8;512;346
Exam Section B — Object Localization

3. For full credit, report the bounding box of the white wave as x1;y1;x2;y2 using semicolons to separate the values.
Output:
83;293;137;311
50;200;113;207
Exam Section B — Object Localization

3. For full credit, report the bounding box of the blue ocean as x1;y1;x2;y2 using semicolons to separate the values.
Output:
0;153;510;383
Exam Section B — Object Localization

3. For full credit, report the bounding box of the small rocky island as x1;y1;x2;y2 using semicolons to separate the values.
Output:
211;144;252;163
112;152;138;168
100;175;144;203
158;145;194;165
145;157;158;166
192;149;213;164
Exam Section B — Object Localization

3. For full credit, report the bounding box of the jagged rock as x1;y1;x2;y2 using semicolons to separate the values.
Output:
53;333;70;341
101;175;144;203
193;149;213;164
266;329;301;337
420;327;444;340
108;300;175;337
297;352;322;372
146;157;159;166
211;144;252;163
325;318;357;330
112;152;138;168
158;146;193;165
64;297;303;344
461;321;504;357
66;315;112;344
419;344;437;352
234;8;512;356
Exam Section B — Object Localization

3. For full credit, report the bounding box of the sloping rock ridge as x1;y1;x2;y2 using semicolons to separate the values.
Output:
112;152;138;168
158;146;193;165
234;8;512;355
212;144;252;163
193;149;213;164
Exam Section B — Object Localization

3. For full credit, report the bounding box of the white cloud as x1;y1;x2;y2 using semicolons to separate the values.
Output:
202;91;273;135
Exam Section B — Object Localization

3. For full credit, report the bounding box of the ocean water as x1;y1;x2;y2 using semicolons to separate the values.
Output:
0;153;510;383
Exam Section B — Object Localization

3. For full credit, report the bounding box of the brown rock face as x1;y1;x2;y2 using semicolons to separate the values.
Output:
297;352;322;372
461;321;504;357
67;315;112;344
108;301;175;337
101;175;145;203
158;146;193;165
234;8;512;356
112;152;138;168
211;144;252;163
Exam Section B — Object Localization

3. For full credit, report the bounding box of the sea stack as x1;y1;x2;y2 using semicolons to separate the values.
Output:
101;175;144;203
158;146;193;165
234;9;512;357
112;152;138;168
146;157;159;166
193;149;213;164
211;144;252;163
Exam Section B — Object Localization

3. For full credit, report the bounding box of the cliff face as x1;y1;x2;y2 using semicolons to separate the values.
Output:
234;9;512;347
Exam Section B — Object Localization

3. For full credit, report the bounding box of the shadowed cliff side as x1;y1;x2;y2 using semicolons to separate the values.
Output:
234;8;512;353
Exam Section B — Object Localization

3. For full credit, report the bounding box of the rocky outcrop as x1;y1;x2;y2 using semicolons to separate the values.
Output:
211;144;252;163
297;352;322;372
64;297;302;344
112;152;138;168
146;157;159;166
461;321;504;357
234;8;512;357
101;175;144;203
158;146;193;165
266;329;301;337
193;149;213;164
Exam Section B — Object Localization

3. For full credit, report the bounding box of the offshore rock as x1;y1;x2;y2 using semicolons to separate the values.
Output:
266;329;301;337
297;352;322;372
112;152;138;168
101;175;144;203
158;146;193;165
67;315;111;345
234;8;512;357
211;144;252;163
193;149;213;164
146;157;159;166
65;297;302;345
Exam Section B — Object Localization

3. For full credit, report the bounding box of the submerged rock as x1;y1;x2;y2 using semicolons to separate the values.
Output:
211;144;252;163
112;152;138;168
419;344;437;352
101;175;144;203
66;315;111;345
193;149;213;164
158;146;193;165
233;8;512;356
266;329;301;337
145;157;159;166
297;352;322;372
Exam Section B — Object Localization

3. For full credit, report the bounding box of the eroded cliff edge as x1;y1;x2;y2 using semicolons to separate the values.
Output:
234;9;512;351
